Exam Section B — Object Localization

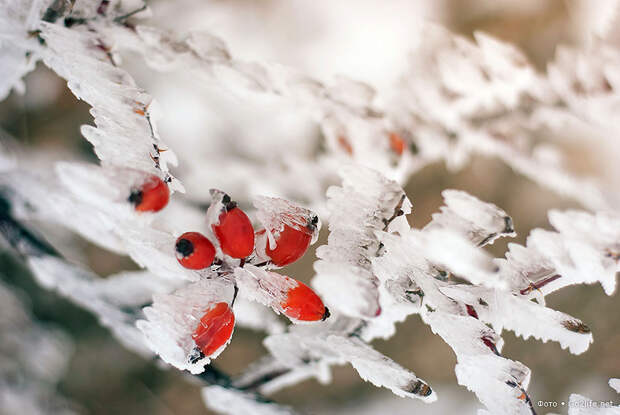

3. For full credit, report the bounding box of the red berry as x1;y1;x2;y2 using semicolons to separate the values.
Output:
265;224;313;267
281;279;329;322
213;205;255;259
175;232;216;270
192;302;235;357
128;175;169;212
388;132;405;156
338;135;353;155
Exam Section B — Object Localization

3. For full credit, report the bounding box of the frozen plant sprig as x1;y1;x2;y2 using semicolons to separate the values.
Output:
237;166;615;415
0;1;619;414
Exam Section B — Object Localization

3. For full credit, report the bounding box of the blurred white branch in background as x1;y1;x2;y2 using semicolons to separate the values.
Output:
0;281;77;414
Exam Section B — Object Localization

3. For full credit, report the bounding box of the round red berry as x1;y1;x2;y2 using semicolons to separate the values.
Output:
213;206;255;259
281;279;329;322
175;232;216;270
192;302;235;357
265;224;313;267
128;175;169;212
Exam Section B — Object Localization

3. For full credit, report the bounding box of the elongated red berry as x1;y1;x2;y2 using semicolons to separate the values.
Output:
192;302;235;357
281;279;329;322
212;196;254;259
128;175;169;212
175;232;216;270
264;218;317;266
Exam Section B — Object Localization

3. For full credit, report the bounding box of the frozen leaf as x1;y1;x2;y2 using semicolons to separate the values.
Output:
425;190;515;247
440;285;593;355
418;228;502;287
264;325;436;402
547;210;619;295
498;209;619;298
313;166;410;318
425;312;533;415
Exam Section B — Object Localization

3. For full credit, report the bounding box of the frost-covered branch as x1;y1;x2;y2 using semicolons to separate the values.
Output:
1;1;619;414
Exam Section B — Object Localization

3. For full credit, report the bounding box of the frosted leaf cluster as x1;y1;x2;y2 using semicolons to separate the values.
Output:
301;166;614;414
313;165;411;319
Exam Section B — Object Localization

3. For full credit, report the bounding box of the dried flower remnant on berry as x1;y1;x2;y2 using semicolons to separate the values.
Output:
175;232;216;270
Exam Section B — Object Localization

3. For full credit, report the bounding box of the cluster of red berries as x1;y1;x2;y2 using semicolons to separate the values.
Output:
126;177;327;362
176;192;327;360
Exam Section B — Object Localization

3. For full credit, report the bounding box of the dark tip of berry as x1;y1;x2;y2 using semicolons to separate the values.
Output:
128;189;143;206
503;216;515;234
188;347;206;364
176;238;194;257
322;307;331;321
307;215;319;231
221;194;237;211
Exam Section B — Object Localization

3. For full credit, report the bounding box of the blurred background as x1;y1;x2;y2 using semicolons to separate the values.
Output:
1;0;619;414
